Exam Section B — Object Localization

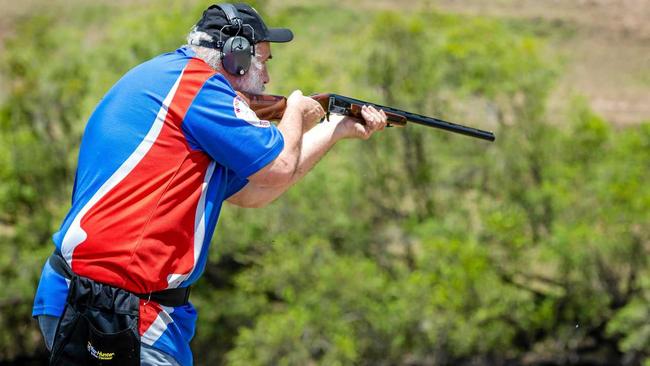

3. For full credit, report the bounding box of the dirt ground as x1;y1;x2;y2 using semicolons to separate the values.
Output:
431;0;650;125
1;0;649;124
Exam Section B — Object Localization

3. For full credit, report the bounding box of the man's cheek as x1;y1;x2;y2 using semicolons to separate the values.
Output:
244;71;265;94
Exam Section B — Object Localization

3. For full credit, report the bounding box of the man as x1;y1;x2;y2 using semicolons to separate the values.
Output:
32;3;387;366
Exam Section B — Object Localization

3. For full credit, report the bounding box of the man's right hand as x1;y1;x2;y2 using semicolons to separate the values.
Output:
246;90;322;189
287;90;325;130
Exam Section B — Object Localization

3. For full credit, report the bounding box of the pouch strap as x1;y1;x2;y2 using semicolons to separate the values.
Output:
48;251;191;308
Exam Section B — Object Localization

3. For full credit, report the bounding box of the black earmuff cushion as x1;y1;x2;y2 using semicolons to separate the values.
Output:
221;36;253;75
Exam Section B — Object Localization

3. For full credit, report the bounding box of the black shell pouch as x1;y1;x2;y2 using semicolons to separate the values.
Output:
49;275;140;366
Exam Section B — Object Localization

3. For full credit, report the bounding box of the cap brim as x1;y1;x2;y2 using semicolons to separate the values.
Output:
265;28;293;43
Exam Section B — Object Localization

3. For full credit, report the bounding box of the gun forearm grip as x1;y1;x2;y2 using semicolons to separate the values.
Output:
346;104;407;127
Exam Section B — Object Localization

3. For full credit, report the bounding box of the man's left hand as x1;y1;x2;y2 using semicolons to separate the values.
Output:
334;105;388;140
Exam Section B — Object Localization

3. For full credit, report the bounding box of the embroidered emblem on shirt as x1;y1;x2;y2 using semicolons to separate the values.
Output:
233;96;271;128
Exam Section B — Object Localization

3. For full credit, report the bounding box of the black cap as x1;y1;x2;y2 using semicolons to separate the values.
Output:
195;3;293;46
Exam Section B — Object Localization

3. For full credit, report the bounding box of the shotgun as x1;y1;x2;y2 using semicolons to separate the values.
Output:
237;92;495;142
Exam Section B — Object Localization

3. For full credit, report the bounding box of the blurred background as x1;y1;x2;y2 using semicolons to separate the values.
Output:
0;0;648;365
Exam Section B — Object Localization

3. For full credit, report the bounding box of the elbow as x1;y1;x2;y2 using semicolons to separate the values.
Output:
269;155;298;186
274;165;297;187
242;197;269;208
254;158;297;188
240;196;276;209
247;148;300;188
228;195;269;209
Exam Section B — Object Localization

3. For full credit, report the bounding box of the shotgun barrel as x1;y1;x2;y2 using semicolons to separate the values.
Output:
322;94;495;142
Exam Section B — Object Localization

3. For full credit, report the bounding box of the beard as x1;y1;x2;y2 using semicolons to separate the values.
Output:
239;72;265;94
237;57;265;94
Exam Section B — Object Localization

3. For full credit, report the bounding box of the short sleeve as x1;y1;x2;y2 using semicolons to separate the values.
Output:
224;168;249;199
182;74;284;179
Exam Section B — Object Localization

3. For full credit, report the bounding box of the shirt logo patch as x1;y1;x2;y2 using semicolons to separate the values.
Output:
87;342;115;360
233;96;271;128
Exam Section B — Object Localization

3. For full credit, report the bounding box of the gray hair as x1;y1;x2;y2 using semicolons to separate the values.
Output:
185;26;266;93
186;26;223;70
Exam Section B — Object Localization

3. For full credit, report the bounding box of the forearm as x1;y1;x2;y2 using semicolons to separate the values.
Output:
232;121;341;207
230;105;388;208
289;120;340;184
274;106;305;174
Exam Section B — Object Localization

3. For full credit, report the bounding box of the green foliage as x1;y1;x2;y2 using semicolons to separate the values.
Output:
1;1;648;365
227;238;387;365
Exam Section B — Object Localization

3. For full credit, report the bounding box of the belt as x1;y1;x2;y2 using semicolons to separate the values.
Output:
48;251;191;308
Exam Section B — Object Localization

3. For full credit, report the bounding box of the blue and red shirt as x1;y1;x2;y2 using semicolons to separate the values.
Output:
32;46;284;365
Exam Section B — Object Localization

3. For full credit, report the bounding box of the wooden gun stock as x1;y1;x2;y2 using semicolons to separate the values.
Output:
236;92;288;121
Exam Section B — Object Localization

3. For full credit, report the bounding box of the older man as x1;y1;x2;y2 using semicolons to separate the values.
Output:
32;3;386;366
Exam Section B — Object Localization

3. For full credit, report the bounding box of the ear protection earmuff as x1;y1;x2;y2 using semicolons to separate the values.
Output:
215;4;256;76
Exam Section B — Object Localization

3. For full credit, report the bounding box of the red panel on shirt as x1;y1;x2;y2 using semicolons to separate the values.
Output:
139;300;163;336
72;59;216;293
